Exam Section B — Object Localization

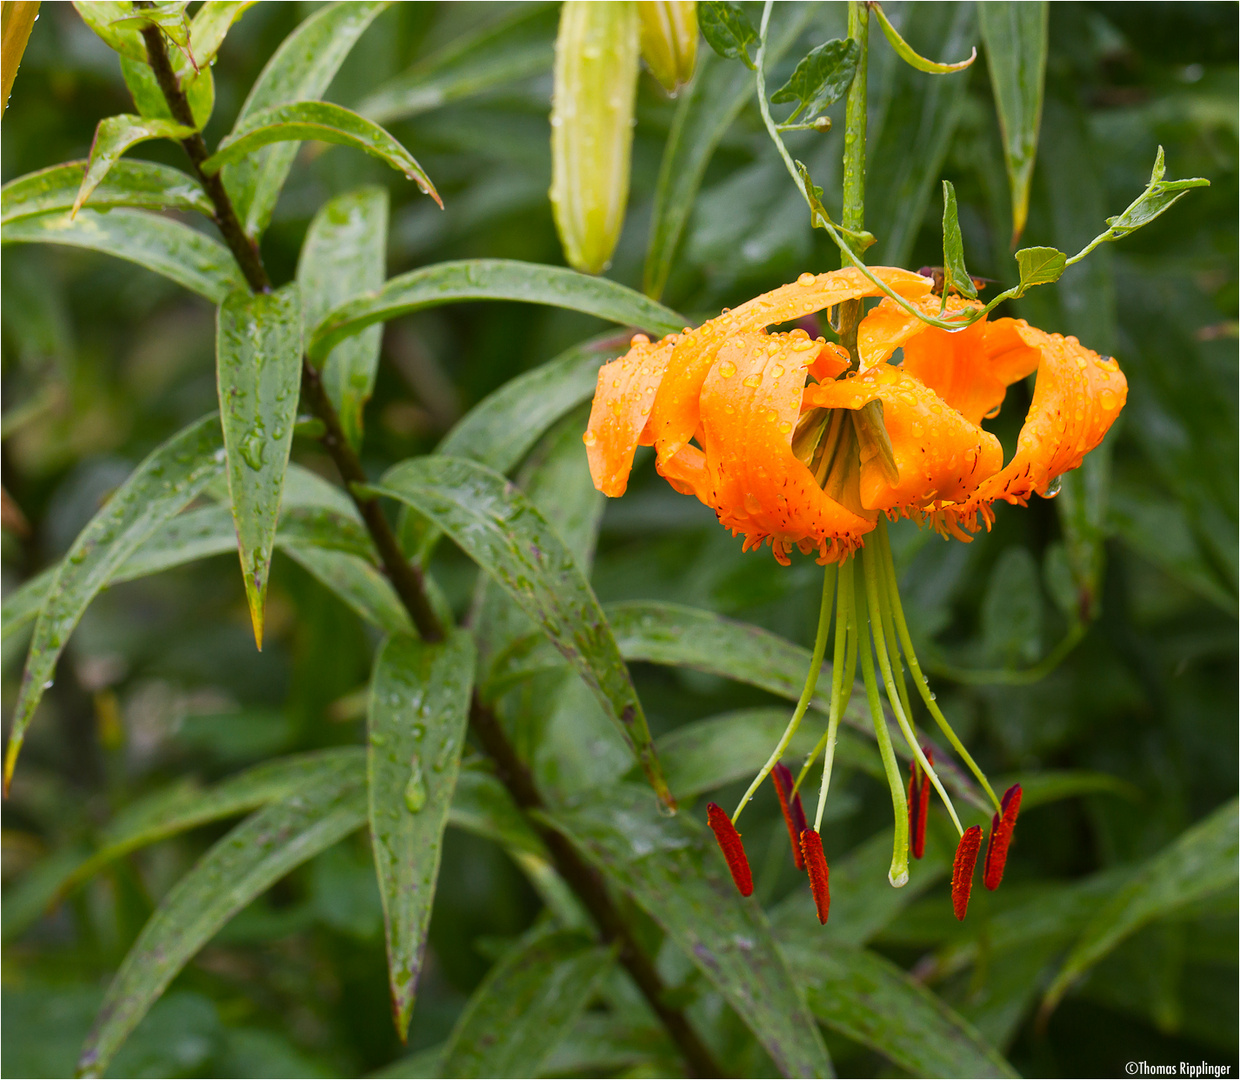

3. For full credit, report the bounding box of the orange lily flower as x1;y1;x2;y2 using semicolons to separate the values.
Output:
583;266;1127;923
584;268;1126;556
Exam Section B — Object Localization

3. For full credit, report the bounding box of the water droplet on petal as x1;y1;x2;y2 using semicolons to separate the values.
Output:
717;359;737;378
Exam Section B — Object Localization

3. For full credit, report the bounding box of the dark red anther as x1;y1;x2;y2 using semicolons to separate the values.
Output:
772;762;808;870
951;824;983;921
983;783;1022;891
707;802;753;897
799;828;831;924
908;747;933;860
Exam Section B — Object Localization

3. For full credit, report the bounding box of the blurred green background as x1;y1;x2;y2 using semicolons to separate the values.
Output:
2;2;1236;1076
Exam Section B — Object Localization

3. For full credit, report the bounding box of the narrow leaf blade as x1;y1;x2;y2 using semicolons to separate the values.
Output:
203;101;440;207
74;114;195;216
542;785;832;1078
223;0;391;237
441;929;615;1078
308;259;686;363
1043;798;1239;1013
1;161;212;224
872;2;977;74
370;457;674;812
1;208;245;301
796;947;1017;1078
4;414;224;787
369;631;475;1039
940;180;977;299
216;284;303;648
979;1;1048;243
297;185;389;448
76;762;367;1078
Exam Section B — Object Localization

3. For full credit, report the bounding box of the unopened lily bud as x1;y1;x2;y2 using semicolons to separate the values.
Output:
638;1;698;95
550;0;640;275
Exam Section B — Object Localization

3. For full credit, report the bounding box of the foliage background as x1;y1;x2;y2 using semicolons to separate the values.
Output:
1;2;1236;1077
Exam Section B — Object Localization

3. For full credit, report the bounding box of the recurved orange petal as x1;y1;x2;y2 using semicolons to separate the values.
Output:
649;267;933;469
856;293;978;369
804;366;1003;512
699;331;874;563
950;320;1127;526
583;333;677;496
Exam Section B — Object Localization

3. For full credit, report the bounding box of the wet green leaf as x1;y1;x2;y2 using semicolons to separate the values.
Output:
297;186;389;449
795;947;1017;1078
0;160;211;224
359;4;556;125
3;414;224;787
308;259;685;364
368;631;475;1040
1044;799;1239;1013
440;928;615;1078
183;0;256;71
979;1;1048;243
1097;145;1209;241
216;283;303;648
280;543;411;635
770;38;859;119
698;0;757;69
72;1;154;62
369;456;674;812
76;759;367;1078
872;1;977;74
1013;244;1066;292
542;784;832;1078
450;764;544;856
223;0;391;238
203;102;439;207
1;208;245;301
940;180;977;300
643;3;813;299
73;115;195;217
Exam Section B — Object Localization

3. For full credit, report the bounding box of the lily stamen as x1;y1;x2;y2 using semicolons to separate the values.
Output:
984;784;1023;890
707;802;753;897
952;824;984;920
799;829;831;924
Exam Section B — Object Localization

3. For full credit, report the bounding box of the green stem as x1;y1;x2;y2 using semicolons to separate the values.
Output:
862;543;963;835
732;563;836;823
810;558;856;830
842;0;868;236
875;520;1002;812
858;576;910;888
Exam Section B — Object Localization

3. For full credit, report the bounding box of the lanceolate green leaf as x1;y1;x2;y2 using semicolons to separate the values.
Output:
223;0;391;238
793;947;1017;1078
297;186;389;449
73;115;196;217
358;3;557;125
184;0;256;70
202;102;440;207
308;260;686;363
67;749;366;895
370;456;674;812
643;3;813;299
871;1;977;74
1;209;244;302
542;785;832;1079
280;542;411;635
979;1;1048;244
369;631;475;1040
72;1;153;62
76;762;368;1079
1043;798;1239;1014
216;284;303;649
3;414;224;789
1;161;212;224
120;56;215;130
439;331;626;474
440;929;615;1079
941;179;977;299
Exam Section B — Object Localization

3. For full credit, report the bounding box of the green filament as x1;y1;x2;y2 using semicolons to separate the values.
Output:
731;563;836;824
874;520;1002;813
861;542;964;836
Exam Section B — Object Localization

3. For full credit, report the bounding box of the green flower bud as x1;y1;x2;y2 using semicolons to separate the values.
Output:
639;0;698;95
550;0;640;275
